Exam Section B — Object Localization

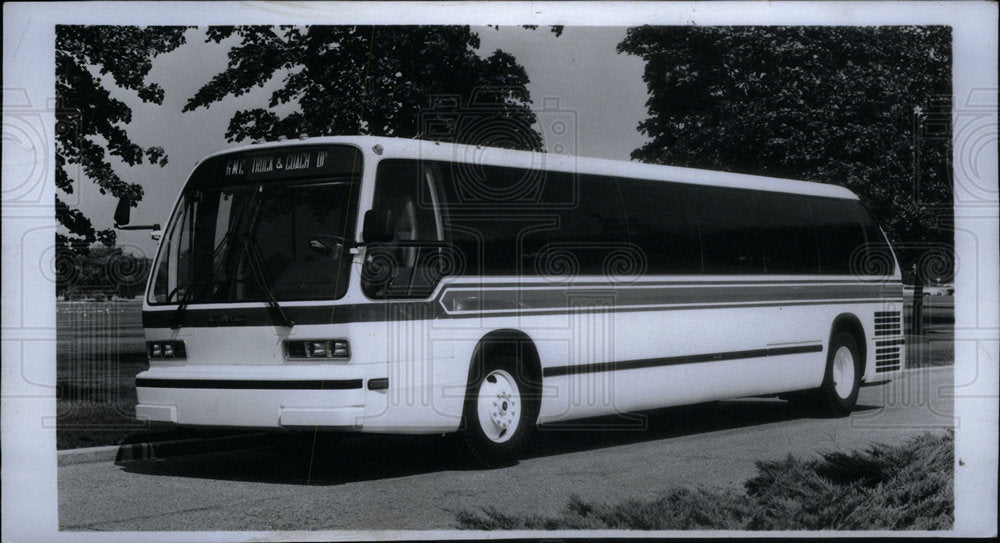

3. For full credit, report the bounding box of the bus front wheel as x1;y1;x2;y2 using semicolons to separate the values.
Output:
461;355;537;468
812;331;863;417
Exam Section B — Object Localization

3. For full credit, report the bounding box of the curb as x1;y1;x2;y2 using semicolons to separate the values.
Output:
58;445;121;467
57;432;273;467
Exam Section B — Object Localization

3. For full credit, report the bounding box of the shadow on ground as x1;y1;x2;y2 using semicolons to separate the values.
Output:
117;399;878;486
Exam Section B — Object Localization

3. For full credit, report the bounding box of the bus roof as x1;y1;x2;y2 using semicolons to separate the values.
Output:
205;135;859;200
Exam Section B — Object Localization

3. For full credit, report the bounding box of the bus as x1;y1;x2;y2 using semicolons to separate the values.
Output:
126;136;904;466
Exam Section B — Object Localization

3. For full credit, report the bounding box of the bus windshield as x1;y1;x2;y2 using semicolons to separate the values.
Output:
150;152;361;305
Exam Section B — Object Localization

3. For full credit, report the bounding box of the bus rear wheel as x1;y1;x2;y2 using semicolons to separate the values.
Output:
811;331;863;417
461;355;537;468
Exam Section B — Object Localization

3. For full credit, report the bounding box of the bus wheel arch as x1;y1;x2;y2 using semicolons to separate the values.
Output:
460;329;542;467
830;313;867;378
467;329;543;398
808;314;866;417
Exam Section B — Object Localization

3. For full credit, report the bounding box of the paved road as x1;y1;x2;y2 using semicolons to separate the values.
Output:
59;366;954;531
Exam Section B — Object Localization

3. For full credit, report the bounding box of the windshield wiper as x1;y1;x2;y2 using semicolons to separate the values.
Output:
169;278;229;329
169;229;237;329
241;236;295;329
170;281;197;329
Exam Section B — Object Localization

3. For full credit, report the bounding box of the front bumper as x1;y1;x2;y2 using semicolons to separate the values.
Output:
135;364;383;430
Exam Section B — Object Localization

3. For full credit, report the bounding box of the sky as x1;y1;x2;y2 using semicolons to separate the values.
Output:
72;25;650;258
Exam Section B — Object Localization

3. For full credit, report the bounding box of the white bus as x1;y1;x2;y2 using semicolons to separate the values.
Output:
129;136;904;466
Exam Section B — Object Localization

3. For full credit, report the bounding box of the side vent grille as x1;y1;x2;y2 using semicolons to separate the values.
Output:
874;310;903;372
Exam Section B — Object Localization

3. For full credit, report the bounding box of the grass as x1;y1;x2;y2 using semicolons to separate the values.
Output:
56;299;151;449
905;331;954;369
56;400;148;450
456;431;954;531
54;300;252;449
903;295;954;369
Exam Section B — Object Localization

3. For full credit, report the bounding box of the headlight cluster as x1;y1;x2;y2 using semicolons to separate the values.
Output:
147;340;187;359
284;339;350;360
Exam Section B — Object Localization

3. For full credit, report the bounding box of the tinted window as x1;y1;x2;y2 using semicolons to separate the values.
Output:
438;162;550;208
758;192;820;274
438;164;548;275
619;180;701;274
523;173;630;277
440;215;533;276
809;197;868;275
691;186;764;273
439;166;630;278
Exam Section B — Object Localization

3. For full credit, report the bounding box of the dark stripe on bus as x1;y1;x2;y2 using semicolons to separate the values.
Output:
542;344;823;378
143;280;903;328
142;297;892;328
438;282;896;313
135;378;363;390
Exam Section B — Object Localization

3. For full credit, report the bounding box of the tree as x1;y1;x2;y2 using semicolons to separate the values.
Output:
184;26;543;150
55;25;187;253
618;26;953;278
58;246;151;300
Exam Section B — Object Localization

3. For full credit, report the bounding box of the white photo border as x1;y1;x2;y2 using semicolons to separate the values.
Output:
3;1;997;540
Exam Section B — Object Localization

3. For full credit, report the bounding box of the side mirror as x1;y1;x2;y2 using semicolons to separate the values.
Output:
308;236;347;260
114;196;161;233
362;209;393;243
114;196;132;227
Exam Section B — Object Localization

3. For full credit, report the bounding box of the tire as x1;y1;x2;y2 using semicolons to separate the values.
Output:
461;354;538;468
811;331;863;417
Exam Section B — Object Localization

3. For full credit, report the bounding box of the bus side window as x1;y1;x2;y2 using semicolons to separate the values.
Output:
758;192;820;274
437;163;546;277
690;185;764;274
516;172;630;278
365;160;450;298
809;198;868;275
618;180;701;274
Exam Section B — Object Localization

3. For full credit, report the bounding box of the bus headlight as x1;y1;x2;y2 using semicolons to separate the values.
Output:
147;340;186;359
284;339;350;360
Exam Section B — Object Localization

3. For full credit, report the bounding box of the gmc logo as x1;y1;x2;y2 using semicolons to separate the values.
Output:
207;314;247;325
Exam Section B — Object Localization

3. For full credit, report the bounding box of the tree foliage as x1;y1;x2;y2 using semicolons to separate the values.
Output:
57;246;152;300
184;26;543;150
55;26;187;252
618;26;952;278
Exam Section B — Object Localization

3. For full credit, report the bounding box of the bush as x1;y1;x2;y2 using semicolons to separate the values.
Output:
456;431;953;530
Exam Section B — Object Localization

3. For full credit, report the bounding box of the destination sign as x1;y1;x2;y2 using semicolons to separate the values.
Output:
205;146;362;183
224;149;330;177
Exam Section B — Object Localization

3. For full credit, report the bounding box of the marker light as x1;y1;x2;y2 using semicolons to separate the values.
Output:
284;339;351;360
147;341;186;359
308;341;328;357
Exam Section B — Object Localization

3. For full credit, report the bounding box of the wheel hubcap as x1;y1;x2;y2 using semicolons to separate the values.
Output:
832;346;856;399
476;369;520;443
